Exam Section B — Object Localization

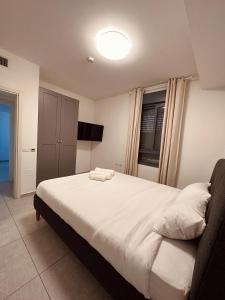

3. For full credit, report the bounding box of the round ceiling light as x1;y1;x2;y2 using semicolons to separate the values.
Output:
96;30;131;60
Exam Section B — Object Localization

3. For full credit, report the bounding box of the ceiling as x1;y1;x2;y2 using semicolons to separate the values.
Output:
184;0;225;90
0;0;198;99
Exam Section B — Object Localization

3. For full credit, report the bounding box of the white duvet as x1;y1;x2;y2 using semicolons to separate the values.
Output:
37;172;196;300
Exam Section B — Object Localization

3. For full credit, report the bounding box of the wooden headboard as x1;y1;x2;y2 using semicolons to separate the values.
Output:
190;159;225;300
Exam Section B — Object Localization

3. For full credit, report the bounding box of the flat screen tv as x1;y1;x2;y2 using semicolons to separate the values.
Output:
77;121;104;142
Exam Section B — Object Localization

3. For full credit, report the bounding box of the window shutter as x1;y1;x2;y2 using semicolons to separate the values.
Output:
138;89;166;167
139;105;156;151
154;106;164;151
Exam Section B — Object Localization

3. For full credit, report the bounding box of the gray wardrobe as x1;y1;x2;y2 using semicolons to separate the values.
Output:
37;87;79;185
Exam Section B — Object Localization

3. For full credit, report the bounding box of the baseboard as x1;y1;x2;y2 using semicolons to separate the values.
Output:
21;191;36;197
76;170;90;174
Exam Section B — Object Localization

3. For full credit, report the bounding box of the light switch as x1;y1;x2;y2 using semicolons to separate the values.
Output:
22;148;36;152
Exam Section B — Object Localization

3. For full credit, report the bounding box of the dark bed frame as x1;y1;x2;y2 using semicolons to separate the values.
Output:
34;159;225;300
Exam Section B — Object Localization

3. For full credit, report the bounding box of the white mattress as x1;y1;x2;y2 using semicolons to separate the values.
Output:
37;172;196;300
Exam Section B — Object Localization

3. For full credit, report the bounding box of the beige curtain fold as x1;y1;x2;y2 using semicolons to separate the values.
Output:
158;78;187;187
124;88;143;176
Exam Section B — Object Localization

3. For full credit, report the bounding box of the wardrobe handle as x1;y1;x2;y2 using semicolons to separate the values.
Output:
57;140;62;143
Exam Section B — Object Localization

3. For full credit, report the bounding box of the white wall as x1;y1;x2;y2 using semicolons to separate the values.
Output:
0;48;95;194
91;92;160;180
91;93;130;172
2;47;224;192
39;81;95;174
177;80;225;187
0;48;39;194
92;81;225;187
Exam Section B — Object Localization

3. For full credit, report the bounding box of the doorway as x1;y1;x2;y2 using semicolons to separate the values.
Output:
0;89;20;198
0;103;10;181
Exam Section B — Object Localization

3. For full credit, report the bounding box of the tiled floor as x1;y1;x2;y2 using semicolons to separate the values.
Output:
0;182;112;300
0;161;9;182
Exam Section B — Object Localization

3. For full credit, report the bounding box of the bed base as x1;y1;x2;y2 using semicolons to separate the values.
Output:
34;159;225;300
36;210;41;221
34;194;146;300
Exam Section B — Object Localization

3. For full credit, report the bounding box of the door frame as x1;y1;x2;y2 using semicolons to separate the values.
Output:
0;86;21;198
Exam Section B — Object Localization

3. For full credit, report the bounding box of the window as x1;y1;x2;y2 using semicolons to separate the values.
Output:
138;90;166;168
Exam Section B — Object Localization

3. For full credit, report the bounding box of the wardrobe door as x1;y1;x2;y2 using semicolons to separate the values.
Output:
58;96;79;177
37;88;61;185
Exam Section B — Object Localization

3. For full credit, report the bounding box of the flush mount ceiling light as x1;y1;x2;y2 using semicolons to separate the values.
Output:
96;29;131;60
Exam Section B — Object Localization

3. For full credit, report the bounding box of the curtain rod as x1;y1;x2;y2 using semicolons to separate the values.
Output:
143;75;198;92
130;75;199;94
185;75;198;81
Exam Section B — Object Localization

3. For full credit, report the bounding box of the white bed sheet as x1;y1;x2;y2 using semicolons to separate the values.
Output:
36;172;196;300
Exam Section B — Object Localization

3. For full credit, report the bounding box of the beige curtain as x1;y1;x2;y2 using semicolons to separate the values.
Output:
159;78;187;187
124;88;143;176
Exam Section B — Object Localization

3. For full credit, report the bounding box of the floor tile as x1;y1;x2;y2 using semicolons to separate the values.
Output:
4;193;47;236
0;197;20;247
0;198;10;221
41;253;112;300
5;195;34;217
23;226;69;273
14;210;47;236
0;182;13;198
5;276;50;300
0;186;113;300
0;161;9;182
0;217;20;248
0;239;37;299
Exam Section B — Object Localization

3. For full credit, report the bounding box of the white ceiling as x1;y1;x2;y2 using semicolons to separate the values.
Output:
0;0;197;99
184;0;225;90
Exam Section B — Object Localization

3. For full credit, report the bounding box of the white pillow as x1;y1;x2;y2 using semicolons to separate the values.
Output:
153;182;211;240
153;204;206;240
176;182;211;217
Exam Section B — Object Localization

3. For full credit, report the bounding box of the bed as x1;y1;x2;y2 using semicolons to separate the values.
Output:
34;159;225;300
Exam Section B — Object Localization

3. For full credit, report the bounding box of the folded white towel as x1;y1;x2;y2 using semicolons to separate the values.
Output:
95;167;115;177
89;170;112;180
89;172;106;182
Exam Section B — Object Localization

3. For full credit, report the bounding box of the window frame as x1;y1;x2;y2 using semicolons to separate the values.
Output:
138;88;167;168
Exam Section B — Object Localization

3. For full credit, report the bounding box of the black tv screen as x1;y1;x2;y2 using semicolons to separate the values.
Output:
78;122;104;141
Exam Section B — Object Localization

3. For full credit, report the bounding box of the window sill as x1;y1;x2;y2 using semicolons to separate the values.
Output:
138;162;159;168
